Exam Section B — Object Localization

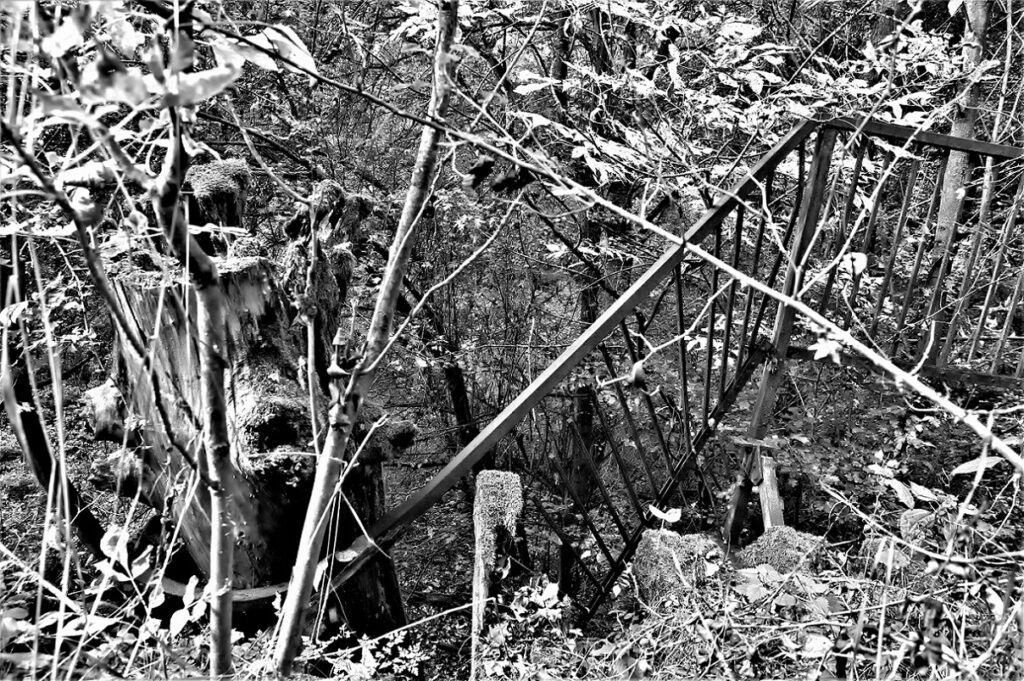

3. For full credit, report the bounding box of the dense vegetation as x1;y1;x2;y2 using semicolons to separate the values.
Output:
1;0;1022;678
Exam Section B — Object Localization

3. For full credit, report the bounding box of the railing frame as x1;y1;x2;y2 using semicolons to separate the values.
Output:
318;116;1024;605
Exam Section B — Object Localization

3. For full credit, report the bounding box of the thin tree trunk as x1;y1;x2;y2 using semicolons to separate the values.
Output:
154;103;238;678
932;1;990;254
0;258;105;559
923;0;990;363
273;1;460;674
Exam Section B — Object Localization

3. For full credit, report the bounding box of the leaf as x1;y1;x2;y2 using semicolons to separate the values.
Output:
909;482;938;502
514;112;554;129
245;25;318;82
174;65;242;106
840;252;867;276
171;34;195;72
60;615;119;637
734;565;783;601
802;633;832;658
899;509;931;542
41;20;84;58
808;337;841;364
100;527;129;564
182;575;199;607
169;609;189;637
131;547;152;578
648;505;681;524
0;302;28;326
883;479;915;508
149;582;165;610
871;540;910;570
513;81;554;95
80;67;151;106
951;456;1005;476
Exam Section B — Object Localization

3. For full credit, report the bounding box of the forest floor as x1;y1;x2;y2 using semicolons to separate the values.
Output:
0;358;1022;679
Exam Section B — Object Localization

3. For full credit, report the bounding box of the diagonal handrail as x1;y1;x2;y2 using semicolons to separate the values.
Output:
321;119;819;594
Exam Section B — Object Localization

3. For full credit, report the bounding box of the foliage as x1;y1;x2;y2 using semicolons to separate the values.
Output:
2;0;1023;678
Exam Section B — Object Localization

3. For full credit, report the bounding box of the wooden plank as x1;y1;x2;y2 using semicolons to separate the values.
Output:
826;117;1024;160
318;121;818;598
758;455;785;529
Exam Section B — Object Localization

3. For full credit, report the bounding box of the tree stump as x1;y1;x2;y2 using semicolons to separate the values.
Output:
99;255;315;588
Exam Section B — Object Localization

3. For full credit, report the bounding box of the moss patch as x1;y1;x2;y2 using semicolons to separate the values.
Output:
632;530;722;609
734;526;823;572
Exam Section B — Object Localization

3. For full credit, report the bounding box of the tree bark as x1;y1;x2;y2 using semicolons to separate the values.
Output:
101;255;317;587
923;0;990;364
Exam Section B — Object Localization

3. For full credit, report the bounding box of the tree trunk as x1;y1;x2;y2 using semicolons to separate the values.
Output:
273;2;460;672
922;0;990;363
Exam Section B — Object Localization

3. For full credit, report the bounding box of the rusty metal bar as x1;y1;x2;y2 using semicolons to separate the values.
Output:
825;117;1024;160
316;119;820;599
968;173;1024;362
720;206;745;398
591;390;645;519
843;155;894;328
990;263;1024;374
868;159;921;336
702;226;721;428
891;154;947;355
567;422;631;541
547;453;616;566
819;140;866;314
600;346;660;495
531;496;603;590
940;157;998;364
582;342;768;619
619;322;677;479
737;170;775;369
752;141;806;348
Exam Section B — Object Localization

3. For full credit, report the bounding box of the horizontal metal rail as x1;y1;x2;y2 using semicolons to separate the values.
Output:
826;117;1024;160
